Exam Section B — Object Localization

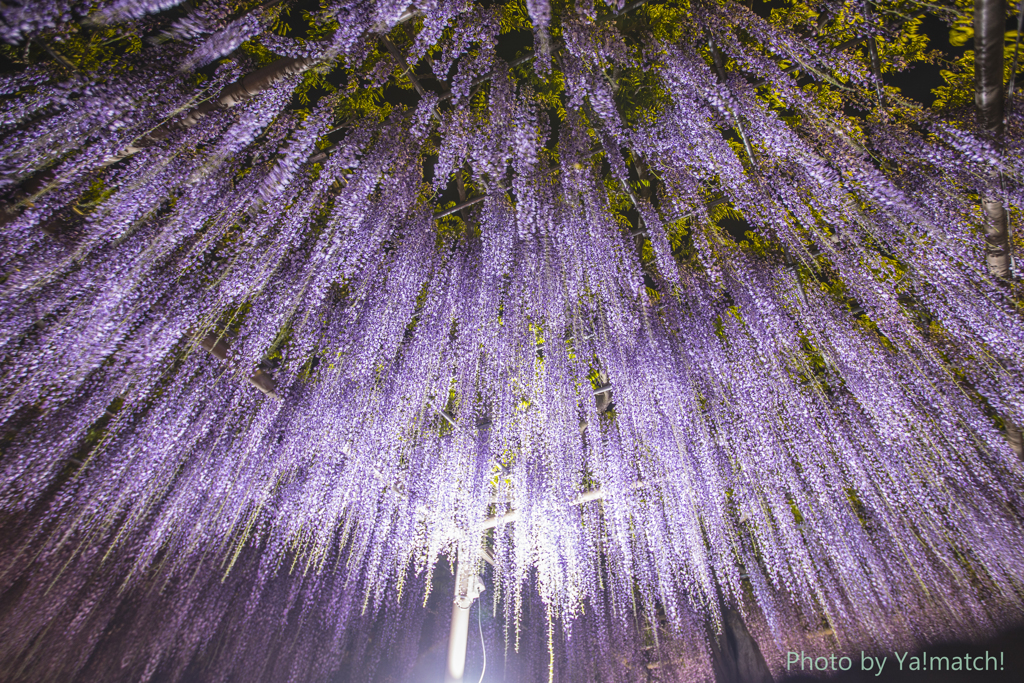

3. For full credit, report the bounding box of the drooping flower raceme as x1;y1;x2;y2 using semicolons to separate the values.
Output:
0;2;1023;682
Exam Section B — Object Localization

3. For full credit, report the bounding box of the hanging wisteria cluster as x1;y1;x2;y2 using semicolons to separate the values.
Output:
1;0;1024;680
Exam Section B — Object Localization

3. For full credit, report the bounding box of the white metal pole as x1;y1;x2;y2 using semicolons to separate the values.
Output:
444;601;472;683
444;549;484;683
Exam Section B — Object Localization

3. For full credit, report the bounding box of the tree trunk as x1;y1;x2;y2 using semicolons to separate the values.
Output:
711;609;774;683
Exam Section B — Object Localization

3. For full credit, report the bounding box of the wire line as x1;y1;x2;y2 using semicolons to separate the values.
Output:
477;600;486;683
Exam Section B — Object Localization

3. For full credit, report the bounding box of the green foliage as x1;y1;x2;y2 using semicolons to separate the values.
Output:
799;332;829;373
602;177;634;230
642;1;695;44
303;9;341;42
665;217;689;253
294;64;338;105
76;176;116;214
737;226;778;260
933;50;976;111
614;66;671;127
531;67;569;120
435;211;468;245
0;25;143;74
712;313;727;342
932;41;1024;112
876;16;941;75
789;497;805;525
334;81;392;125
500;0;533;34
271;7;292;36
239;39;279;69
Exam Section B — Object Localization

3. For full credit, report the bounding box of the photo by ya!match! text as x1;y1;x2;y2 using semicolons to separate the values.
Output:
786;650;1006;675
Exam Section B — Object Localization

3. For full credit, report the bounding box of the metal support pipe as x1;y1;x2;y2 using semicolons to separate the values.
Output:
1008;420;1024;460
975;0;1012;279
865;34;886;106
708;37;758;166
436;194;486;218
479;479;670;530
444;550;485;683
444;604;472;683
1009;0;1024;96
861;1;887;107
971;0;1021;470
380;35;426;97
200;333;281;400
481;488;607;529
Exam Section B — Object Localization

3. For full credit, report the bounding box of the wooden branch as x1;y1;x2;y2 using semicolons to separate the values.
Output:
97;56;317;168
182;56;316;127
379;36;426;97
33;39;79;74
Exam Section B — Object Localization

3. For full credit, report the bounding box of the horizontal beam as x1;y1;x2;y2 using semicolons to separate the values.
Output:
480;475;669;530
598;0;651;22
435;194;486;217
200;333;281;400
480;488;606;529
427;399;458;427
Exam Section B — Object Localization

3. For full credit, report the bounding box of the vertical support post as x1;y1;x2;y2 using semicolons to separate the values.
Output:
444;548;484;683
862;1;887;108
1008;0;1024;97
1007;420;1024;460
444;601;472;683
974;0;1021;453
707;37;757;167
975;0;1012;279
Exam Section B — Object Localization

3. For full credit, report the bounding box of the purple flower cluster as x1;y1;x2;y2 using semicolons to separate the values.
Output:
0;1;1022;681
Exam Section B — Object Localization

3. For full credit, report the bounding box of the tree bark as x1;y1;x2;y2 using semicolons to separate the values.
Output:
711;609;774;683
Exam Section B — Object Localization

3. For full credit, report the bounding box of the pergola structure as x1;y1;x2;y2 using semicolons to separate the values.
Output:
0;0;1023;681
